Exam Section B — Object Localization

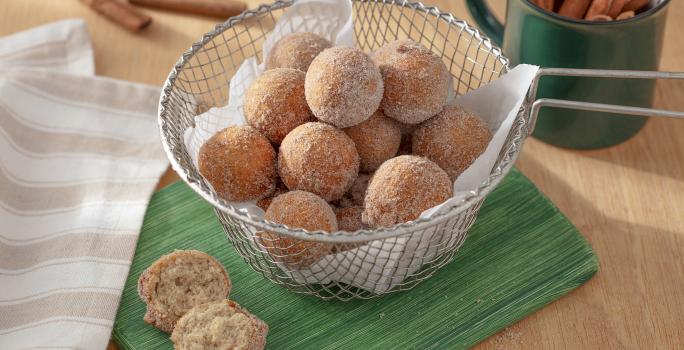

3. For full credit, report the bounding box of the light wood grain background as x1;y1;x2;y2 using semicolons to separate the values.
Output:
2;0;683;349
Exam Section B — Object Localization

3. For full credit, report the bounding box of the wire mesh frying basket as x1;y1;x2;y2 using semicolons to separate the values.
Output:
158;0;530;301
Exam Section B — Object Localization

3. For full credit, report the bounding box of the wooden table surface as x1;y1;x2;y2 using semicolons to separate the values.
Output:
3;0;683;349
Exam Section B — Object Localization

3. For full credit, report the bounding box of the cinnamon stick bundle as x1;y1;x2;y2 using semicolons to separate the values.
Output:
80;0;152;32
624;0;650;12
587;14;613;21
584;0;611;19
558;0;592;19
130;0;246;19
616;10;635;20
539;0;652;21
607;0;629;18
532;0;555;12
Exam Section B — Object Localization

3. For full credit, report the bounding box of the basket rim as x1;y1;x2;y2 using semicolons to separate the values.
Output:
157;0;525;243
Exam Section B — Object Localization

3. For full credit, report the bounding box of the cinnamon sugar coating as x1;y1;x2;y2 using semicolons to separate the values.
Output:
334;206;367;232
413;105;491;181
305;46;383;128
362;155;452;228
266;32;333;72
244;68;314;144
278;122;360;202
256;179;288;211
374;40;450;124
198;126;276;202
343;110;401;172
258;191;338;268
337;172;371;208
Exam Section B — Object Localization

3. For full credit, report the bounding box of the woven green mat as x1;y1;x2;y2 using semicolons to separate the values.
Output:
113;168;598;349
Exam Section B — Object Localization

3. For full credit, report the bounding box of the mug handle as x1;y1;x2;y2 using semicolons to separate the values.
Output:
465;0;504;46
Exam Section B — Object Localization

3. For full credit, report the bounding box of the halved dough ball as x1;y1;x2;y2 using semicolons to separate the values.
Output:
305;46;383;128
278;122;359;202
244;68;314;144
413;105;491;181
198;126;276;202
138;250;231;333
363;155;452;228
374;40;450;124
171;300;268;350
258;191;338;268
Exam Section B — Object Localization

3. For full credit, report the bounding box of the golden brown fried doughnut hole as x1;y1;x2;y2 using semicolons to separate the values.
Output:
244;68;314;144
278;122;360;202
198;126;276;202
413;105;491;181
374;40;450;124
258;190;337;268
362;155;452;227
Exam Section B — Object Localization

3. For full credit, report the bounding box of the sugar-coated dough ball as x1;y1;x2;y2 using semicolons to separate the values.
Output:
305;46;384;128
264;191;337;232
258;191;337;268
278;122;360;202
332;206;367;253
337;172;371;208
199;126;276;202
335;206;367;233
374;40;450;124
256;179;288;211
413;105;491;181
244;68;314;144
266;32;333;72
343;110;401;172
363;155;452;227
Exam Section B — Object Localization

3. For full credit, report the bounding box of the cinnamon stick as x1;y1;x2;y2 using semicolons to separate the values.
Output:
623;0;650;12
559;0;593;19
81;0;152;32
587;14;614;21
532;0;555;12
130;0;247;19
616;10;636;20
607;0;629;18
585;0;612;19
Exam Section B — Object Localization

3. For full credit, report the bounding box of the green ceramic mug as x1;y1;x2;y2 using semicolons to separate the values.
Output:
466;0;670;149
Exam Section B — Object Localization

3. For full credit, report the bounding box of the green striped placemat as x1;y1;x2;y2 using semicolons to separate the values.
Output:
113;168;598;349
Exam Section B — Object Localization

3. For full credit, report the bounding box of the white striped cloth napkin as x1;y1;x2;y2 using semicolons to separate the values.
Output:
0;20;168;349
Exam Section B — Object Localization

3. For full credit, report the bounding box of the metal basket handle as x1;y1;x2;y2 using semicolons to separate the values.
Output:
527;68;684;135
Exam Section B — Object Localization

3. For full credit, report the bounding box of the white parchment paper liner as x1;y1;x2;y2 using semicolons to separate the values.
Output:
183;0;539;293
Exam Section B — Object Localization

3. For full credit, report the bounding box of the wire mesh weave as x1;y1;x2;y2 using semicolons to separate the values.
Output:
158;0;530;300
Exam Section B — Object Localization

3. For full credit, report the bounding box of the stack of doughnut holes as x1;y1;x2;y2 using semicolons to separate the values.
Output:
198;32;492;268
